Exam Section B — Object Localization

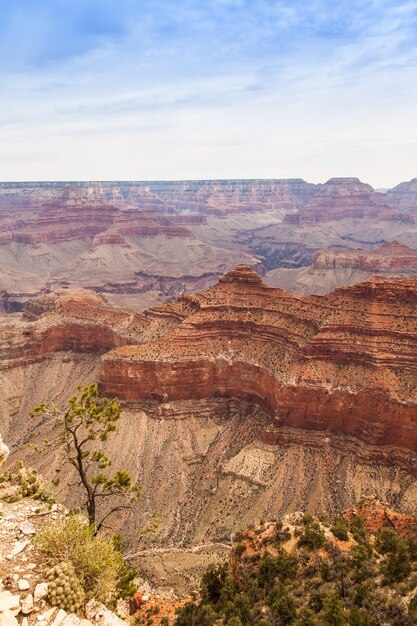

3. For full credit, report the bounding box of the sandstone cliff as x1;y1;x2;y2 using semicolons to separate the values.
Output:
265;242;417;295
282;177;413;225
99;267;417;464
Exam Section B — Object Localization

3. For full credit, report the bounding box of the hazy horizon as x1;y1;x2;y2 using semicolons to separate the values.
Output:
1;0;416;187
0;175;411;190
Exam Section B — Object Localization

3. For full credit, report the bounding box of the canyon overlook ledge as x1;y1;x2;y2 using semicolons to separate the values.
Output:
99;266;417;457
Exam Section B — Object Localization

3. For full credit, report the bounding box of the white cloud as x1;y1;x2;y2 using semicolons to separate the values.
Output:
0;0;416;186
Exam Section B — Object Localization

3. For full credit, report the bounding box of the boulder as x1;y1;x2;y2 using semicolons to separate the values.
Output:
34;584;49;603
0;592;20;613
0;609;19;626
20;594;34;615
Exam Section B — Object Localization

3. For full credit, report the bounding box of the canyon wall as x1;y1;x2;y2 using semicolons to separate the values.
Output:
1;177;417;312
100;267;417;463
2;271;417;552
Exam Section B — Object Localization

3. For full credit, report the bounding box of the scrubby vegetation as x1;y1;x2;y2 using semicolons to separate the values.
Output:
0;460;55;505
35;514;137;603
175;513;417;626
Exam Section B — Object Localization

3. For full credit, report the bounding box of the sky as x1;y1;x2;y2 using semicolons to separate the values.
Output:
0;0;416;186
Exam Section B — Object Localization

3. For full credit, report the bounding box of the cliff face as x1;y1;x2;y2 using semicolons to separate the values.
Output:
2;178;417;314
0;179;316;217
386;178;417;210
2;186;193;246
2;274;417;560
100;267;417;464
263;242;417;297
145;179;316;215
312;241;417;272
283;177;413;224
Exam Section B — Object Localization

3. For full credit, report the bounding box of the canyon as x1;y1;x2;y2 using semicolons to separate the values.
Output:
1;266;416;588
265;241;417;294
1;176;417;590
1;177;417;314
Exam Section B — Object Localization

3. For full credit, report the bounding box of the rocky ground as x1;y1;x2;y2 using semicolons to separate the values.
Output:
0;465;195;626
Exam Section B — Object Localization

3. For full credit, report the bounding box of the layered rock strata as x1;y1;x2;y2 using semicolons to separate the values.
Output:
312;241;417;273
264;242;417;296
99;267;417;467
283;177;415;224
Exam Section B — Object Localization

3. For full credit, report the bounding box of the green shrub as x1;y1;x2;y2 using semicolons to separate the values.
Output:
348;606;373;626
349;517;368;543
294;607;319;625
383;543;412;582
375;528;401;555
200;563;228;605
2;462;54;505
175;602;216;626
321;594;346;625
298;524;325;550
234;543;247;557
331;520;349;542
35;514;135;602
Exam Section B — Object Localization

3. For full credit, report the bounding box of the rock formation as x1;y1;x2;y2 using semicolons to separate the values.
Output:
1;177;417;311
265;242;417;295
99;267;417;467
386;177;417;210
1;271;417;574
312;241;417;272
3;269;415;471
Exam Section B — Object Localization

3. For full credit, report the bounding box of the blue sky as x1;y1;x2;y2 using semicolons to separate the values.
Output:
0;0;416;185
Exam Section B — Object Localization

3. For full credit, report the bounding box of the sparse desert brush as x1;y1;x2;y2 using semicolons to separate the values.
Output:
35;514;136;602
1;460;55;505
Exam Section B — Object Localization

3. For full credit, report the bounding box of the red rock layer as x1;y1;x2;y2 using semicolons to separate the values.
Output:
0;290;148;366
283;177;416;224
344;498;417;539
99;267;417;457
313;242;417;273
0;186;194;246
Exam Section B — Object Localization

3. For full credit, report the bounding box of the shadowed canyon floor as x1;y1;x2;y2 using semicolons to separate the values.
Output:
1;267;417;591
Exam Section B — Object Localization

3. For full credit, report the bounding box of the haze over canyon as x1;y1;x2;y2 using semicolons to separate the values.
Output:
1;176;417;313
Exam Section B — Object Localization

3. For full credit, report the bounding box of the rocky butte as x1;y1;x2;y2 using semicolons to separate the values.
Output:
264;242;417;295
99;266;417;466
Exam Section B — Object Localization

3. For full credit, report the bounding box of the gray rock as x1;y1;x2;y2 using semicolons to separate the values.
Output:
97;611;127;626
0;609;19;626
19;522;36;536
0;591;20;613
0;434;9;467
34;584;48;603
62;615;82;626
20;594;34;615
51;609;67;626
37;608;56;622
6;541;29;560
17;580;30;591
85;601;105;621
